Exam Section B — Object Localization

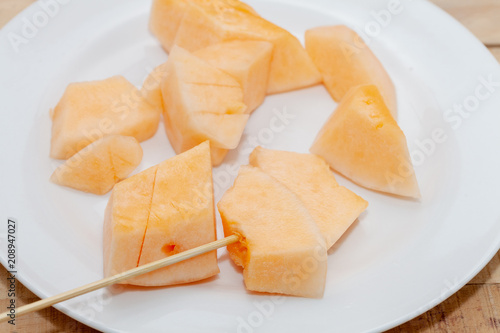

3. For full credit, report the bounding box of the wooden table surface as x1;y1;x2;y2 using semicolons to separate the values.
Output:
1;0;499;332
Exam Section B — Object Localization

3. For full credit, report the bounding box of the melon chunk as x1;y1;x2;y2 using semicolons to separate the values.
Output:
51;135;143;195
130;142;218;285
218;165;327;298
194;41;273;114
50;75;161;160
150;0;322;94
162;46;249;165
305;25;397;118
104;142;219;286
149;0;259;53
250;147;368;248
310;85;420;198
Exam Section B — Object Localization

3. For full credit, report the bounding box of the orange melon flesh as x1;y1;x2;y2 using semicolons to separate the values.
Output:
51;135;143;195
249;147;368;248
149;0;259;53
130;142;218;286
150;0;321;94
104;142;219;286
310;85;420;198
162;46;249;165
218;165;327;298
305;25;397;118
210;146;229;166
103;164;157;278
194;41;273;114
50;75;160;160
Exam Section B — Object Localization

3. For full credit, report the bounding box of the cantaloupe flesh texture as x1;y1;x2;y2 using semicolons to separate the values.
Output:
310;85;420;198
162;46;249;162
103;165;157;279
194;41;273;113
218;165;327;298
50;76;161;160
305;25;397;119
51;135;143;195
149;0;259;53
129;142;219;286
104;142;219;286
249;147;368;249
154;0;321;94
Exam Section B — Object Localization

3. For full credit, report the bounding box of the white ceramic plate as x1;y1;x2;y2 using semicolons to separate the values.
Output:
1;0;499;332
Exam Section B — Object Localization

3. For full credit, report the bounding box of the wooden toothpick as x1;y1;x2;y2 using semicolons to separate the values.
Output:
0;235;239;323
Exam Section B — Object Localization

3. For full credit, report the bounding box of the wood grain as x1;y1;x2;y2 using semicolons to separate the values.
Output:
430;0;500;45
0;1;499;332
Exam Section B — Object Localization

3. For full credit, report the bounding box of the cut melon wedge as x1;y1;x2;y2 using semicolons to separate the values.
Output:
218;165;327;298
104;142;219;286
162;46;249;165
310;85;420;198
305;25;397;118
250;147;368;248
150;0;321;94
194;41;273;114
149;0;260;53
51;135;143;195
50;75;160;160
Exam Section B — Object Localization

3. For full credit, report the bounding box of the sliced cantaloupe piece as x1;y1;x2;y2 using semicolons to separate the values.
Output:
50;135;143;195
149;0;259;53
150;0;321;94
162;46;249;166
218;165;327;298
305;25;397;118
194;41;273;114
50;75;161;160
249;147;368;248
129;141;218;286
310;85;420;198
104;142;219;286
103;164;157;278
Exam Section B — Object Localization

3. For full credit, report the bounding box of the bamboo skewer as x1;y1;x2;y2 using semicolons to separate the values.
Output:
0;235;239;323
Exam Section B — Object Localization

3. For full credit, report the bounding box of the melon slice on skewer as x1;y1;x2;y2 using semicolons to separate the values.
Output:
310;85;420;198
218;165;328;298
250;147;368;249
51;135;143;195
104;142;219;286
50;75;160;160
305;25;397;118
